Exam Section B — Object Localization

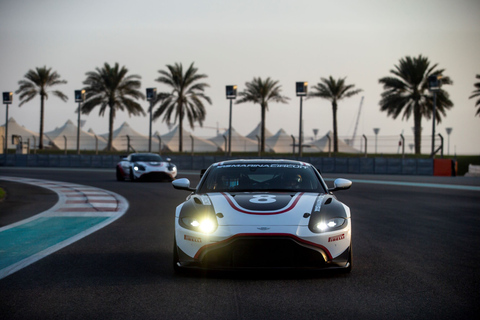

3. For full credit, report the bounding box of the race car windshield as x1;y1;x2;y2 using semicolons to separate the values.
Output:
199;163;325;193
131;155;162;162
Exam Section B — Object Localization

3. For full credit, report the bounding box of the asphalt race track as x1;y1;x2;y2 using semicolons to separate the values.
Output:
0;167;479;319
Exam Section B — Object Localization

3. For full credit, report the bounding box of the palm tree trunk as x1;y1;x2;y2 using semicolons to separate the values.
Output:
39;94;45;149
179;104;184;152
260;104;266;153
414;107;422;154
108;105;114;151
332;100;338;153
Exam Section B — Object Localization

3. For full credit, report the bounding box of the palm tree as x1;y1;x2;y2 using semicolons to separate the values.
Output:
81;62;145;151
379;55;453;154
15;66;68;149
308;76;362;153
469;74;480;117
153;62;211;152
236;77;289;153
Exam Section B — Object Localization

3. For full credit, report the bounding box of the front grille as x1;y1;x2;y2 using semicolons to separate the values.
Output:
200;237;327;269
141;172;171;181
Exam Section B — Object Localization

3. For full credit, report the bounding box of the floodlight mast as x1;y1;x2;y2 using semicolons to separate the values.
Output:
296;82;308;157
428;75;441;158
75;90;85;154
3;92;13;155
146;88;157;152
226;85;237;156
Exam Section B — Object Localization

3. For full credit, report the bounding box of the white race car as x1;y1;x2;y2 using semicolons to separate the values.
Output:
172;159;353;272
116;153;177;182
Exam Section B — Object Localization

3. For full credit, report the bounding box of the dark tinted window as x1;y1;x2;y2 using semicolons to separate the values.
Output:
199;163;324;193
131;154;162;162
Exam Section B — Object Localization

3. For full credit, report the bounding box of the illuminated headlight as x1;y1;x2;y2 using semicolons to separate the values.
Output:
315;218;346;232
133;163;146;171
168;164;176;172
181;216;217;234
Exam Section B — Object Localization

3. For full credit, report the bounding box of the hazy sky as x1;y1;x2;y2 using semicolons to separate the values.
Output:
1;0;479;154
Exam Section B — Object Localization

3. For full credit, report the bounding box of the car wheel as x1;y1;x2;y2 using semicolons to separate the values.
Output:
129;168;136;182
339;242;353;273
173;236;183;274
116;168;125;181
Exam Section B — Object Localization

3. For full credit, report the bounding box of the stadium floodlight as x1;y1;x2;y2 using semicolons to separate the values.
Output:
146;88;157;152
296;82;308;156
3;92;13;154
226;85;237;156
428;75;442;157
75;89;86;154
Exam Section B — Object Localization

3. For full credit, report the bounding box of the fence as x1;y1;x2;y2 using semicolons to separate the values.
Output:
0;133;447;157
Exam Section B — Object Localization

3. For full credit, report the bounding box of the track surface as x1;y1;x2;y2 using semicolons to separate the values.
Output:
0;167;479;319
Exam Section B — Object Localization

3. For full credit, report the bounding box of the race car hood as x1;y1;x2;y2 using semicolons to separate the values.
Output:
207;192;318;226
136;161;165;167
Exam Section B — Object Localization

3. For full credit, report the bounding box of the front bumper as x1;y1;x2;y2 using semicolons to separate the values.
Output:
175;225;351;270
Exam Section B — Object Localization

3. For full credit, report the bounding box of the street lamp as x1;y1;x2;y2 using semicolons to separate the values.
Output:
445;127;452;155
74;89;85;154
313;128;319;141
226;85;237;156
296;82;308;157
146;88;157;152
428;74;441;157
373;128;380;154
3;92;13;155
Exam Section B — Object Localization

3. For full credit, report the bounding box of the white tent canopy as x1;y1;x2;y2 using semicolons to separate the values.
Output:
161;125;219;152
45;120;107;151
246;122;273;141
265;129;294;154
100;122;149;152
210;127;261;152
303;131;360;153
0;117;47;149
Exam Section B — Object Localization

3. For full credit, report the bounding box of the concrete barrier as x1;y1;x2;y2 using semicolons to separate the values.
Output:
0;154;435;175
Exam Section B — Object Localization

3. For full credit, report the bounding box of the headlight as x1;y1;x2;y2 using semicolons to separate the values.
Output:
314;218;346;232
180;216;217;234
133;163;146;171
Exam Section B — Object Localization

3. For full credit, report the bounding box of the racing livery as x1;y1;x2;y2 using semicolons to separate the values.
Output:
116;153;177;182
172;159;353;272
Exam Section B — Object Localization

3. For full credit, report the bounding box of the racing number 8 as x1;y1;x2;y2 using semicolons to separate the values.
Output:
249;195;276;204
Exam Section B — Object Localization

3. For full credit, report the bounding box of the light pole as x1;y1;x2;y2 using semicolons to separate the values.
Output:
74;90;85;154
445;127;452;155
428;75;441;158
146;88;157;153
226;85;237;156
296;82;308;157
373;128;380;154
2;92;12;155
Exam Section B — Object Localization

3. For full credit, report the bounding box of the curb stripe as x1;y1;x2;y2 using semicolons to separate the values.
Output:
0;176;129;280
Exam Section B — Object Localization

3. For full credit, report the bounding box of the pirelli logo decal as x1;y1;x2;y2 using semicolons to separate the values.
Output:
328;234;345;242
184;235;202;243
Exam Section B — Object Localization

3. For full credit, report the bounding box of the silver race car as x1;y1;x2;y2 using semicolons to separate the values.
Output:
116;153;177;182
172;159;352;272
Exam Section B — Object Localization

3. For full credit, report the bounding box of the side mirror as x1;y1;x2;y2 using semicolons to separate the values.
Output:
328;178;352;192
172;178;196;191
166;158;171;162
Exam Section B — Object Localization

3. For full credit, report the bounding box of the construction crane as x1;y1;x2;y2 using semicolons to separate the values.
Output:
350;96;364;147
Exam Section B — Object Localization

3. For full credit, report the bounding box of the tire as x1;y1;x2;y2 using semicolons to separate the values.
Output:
116;168;125;181
339;242;353;273
173;236;183;274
